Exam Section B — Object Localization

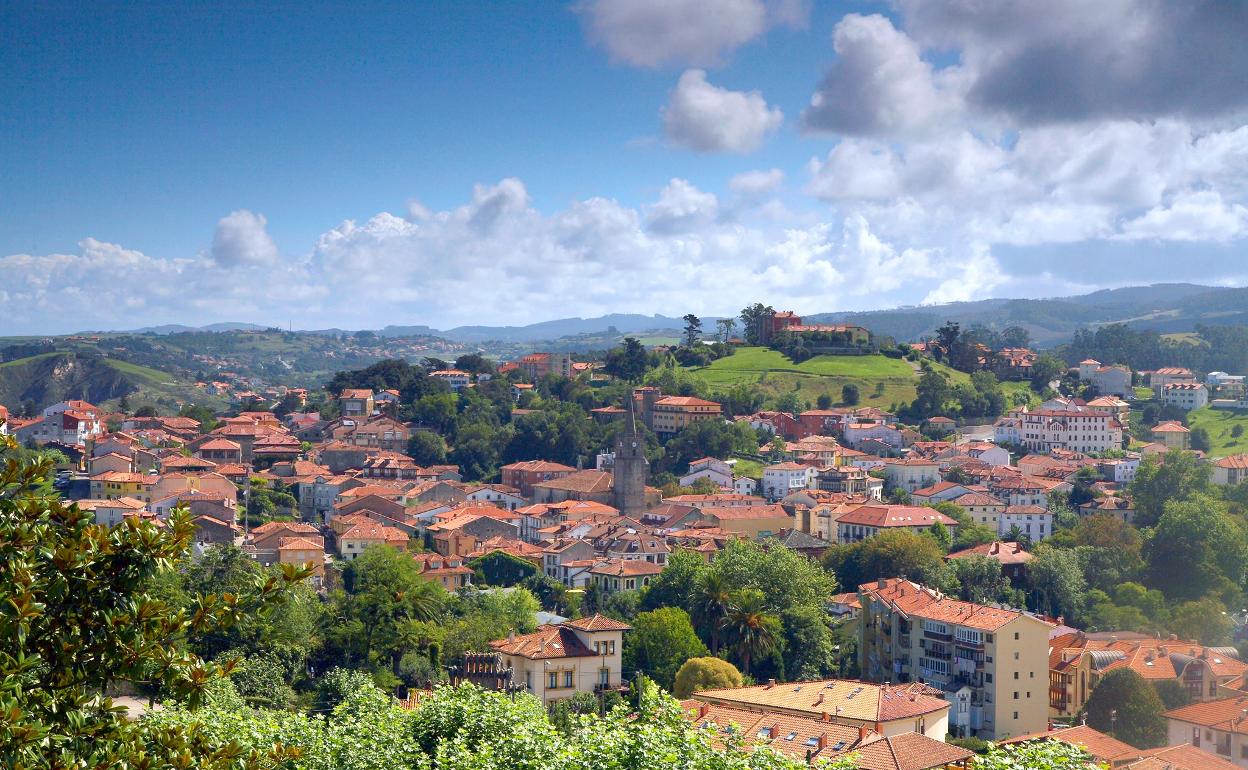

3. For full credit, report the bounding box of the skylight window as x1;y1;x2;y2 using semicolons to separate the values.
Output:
784;731;797;741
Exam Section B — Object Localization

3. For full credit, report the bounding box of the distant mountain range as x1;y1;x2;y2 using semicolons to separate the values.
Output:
808;283;1248;346
95;283;1248;348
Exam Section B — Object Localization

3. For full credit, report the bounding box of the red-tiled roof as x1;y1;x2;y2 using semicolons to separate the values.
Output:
562;614;632;632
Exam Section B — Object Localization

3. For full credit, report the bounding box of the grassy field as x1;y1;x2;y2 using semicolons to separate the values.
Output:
730;458;764;479
1185;407;1248;457
687;347;968;410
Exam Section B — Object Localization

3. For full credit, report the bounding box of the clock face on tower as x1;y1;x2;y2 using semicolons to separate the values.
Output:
631;442;637;448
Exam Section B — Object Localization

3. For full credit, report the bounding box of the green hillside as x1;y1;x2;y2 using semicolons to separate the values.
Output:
0;352;226;415
687;346;969;410
1185;407;1248;457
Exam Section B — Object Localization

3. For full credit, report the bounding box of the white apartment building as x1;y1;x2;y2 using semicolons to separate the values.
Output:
994;408;1122;453
1162;382;1209;411
882;459;940;493
1076;360;1133;398
762;462;816;500
998;505;1053;541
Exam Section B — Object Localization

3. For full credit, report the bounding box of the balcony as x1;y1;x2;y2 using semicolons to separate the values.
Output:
924;629;952;642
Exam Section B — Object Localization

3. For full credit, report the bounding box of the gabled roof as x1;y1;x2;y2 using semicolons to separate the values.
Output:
837;504;957;528
1124;743;1241;770
1165;694;1248;733
693;679;949;724
845;731;973;770
489;625;594;659
999;724;1139;762
562;614;632;632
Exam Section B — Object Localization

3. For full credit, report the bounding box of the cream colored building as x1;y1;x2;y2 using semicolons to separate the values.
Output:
690;678;951;740
489;615;630;706
857;578;1054;740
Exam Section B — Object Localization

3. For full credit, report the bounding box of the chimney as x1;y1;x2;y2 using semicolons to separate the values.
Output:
817;733;827;751
822;711;830;722
766;678;776;688
857;725;868;744
698;702;709;718
814;692;825;706
877;578;887;589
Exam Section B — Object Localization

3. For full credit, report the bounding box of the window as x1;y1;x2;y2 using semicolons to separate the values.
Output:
599;667;609;687
564;671;574;688
548;672;558;689
1013;692;1019;700
784;732;797;741
1013;672;1019;680
1013;712;1019;720
1014;632;1019;640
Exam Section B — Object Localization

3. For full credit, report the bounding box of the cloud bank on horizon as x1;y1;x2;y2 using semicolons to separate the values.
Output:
3;0;1247;334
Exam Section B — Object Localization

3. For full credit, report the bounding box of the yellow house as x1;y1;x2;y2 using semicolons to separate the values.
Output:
1151;421;1190;450
490;615;630;706
650;396;722;435
89;471;157;502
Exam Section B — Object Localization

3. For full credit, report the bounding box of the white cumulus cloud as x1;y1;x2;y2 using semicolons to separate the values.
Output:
663;70;783;153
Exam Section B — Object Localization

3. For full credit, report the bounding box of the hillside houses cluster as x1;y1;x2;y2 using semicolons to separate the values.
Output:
7;351;1248;769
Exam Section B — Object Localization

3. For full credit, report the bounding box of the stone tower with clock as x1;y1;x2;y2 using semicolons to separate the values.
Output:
612;392;648;517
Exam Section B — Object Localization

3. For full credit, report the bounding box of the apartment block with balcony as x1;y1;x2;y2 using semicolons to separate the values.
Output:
857;578;1053;740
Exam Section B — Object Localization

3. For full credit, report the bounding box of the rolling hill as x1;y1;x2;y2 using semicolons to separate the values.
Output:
0;352;226;414
686;347;972;411
807;283;1246;347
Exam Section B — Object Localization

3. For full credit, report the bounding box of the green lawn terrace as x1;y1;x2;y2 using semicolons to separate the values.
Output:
686;346;969;410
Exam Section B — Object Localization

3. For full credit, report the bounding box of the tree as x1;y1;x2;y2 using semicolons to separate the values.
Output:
1027;546;1087;621
673;657;744;698
0;434;307;767
406;429;448;465
816;393;833;410
1082;669;1168;748
1030;355;1067;392
739;303;775;346
824;530;948;591
1191;426;1212;452
454;353;495;376
640;550;707;612
976;740;1100;769
720;588;781;676
1129;450;1211;528
623;608;709;690
340;545;447;672
682;314;703;348
604;337;650;382
691;571;733;654
1151;680;1193;711
1000;326;1032;349
1169;598;1234;644
1144;495;1248;602
841;383;860;406
469;550;539;586
949;555;1009;604
716;318;737;343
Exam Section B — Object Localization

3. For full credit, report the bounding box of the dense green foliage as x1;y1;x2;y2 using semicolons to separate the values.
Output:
1081;669;1168;749
0;432;307;768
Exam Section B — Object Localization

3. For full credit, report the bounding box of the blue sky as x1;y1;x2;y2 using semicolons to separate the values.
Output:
2;1;1247;333
1;1;859;257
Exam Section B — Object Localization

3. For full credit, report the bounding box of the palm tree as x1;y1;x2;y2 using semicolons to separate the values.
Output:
692;571;733;654
720;589;781;677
